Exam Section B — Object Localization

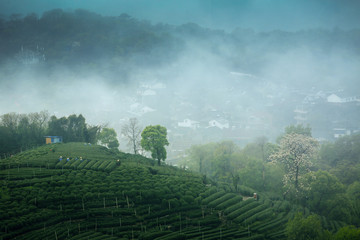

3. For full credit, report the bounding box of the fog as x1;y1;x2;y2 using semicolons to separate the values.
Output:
0;1;360;160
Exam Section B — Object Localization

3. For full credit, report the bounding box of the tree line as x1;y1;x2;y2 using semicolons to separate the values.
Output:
1;8;359;83
0;111;100;156
0;111;170;167
0;8;180;71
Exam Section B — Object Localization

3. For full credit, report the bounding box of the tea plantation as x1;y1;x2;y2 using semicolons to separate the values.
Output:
0;143;345;239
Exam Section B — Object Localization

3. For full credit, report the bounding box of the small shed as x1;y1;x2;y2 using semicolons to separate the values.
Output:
44;136;63;144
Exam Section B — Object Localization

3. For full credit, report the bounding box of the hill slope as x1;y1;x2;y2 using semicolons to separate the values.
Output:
0;143;345;239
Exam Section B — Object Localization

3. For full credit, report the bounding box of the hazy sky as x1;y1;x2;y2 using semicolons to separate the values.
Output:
1;0;359;31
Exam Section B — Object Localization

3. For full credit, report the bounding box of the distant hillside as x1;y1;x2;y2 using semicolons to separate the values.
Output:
1;9;359;84
0;143;347;239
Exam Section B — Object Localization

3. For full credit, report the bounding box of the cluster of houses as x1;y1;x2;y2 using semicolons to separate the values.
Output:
177;118;229;130
89;78;359;161
294;92;360;140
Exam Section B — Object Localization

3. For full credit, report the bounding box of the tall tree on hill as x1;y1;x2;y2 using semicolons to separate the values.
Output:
141;125;169;166
121;118;142;154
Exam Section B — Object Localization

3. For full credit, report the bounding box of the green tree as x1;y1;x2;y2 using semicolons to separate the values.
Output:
213;141;237;180
270;133;319;199
0;112;19;134
185;143;215;174
277;124;312;143
67;114;87;142
0;126;17;155
319;133;360;185
27;111;49;143
243;137;278;190
285;124;312;136
0;111;49;154
286;212;325;240
334;226;360;240
141;125;169;166
303;171;352;223
319;133;360;167
347;181;360;225
47;114;99;143
237;154;263;190
47;115;67;139
97;128;119;149
84;125;101;144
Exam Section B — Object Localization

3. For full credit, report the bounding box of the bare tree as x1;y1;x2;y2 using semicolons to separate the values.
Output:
121;118;142;154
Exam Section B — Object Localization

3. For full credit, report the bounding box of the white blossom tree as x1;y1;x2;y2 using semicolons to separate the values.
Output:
270;133;319;198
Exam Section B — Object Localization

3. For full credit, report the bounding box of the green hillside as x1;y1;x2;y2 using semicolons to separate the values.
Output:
0;143;345;239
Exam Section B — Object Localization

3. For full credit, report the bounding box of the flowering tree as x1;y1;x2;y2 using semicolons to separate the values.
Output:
270;133;319;198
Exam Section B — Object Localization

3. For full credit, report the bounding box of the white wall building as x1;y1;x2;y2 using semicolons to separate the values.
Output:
178;119;200;130
208;119;229;129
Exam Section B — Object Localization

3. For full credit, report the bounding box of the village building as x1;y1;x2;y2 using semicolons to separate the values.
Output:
178;119;200;130
44;136;63;144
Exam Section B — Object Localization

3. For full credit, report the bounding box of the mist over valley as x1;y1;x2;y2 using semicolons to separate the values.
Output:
1;4;360;159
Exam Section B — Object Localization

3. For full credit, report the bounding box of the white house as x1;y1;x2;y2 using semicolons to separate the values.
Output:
128;103;155;116
178;119;200;130
137;89;156;96
208;119;229;129
327;94;343;103
327;94;360;103
333;128;351;138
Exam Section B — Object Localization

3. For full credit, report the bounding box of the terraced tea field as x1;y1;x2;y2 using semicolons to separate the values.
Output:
0;143;345;239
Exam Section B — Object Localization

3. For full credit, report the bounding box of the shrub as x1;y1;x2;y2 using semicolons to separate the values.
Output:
201;190;226;205
224;199;253;215
208;193;237;208
226;201;260;220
